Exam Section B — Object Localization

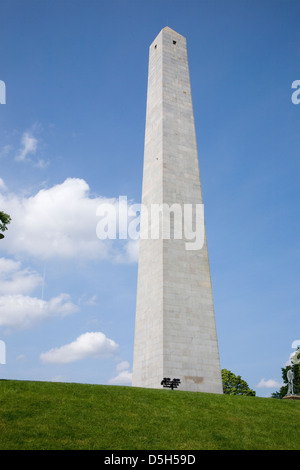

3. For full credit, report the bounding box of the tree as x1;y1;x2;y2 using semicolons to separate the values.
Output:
221;369;256;396
0;211;11;238
271;348;300;399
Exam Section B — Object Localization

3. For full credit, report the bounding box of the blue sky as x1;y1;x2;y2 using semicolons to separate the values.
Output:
0;0;299;396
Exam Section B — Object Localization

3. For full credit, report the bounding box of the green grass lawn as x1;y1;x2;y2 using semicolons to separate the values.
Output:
0;379;299;450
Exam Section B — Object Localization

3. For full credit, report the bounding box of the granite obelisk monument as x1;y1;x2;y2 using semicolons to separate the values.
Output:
132;27;223;393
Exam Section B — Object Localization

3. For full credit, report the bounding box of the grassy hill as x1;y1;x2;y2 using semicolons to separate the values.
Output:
0;379;299;450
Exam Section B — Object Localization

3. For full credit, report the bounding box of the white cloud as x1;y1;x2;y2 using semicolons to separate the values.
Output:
109;361;132;385
0;257;20;274
256;378;282;389
0;293;78;329
0;144;12;158
124;240;139;263
116;360;130;372
16;354;27;362
40;331;118;364
0;257;79;329
85;295;98;306
15;132;38;162
0;178;138;262
0;178;7;191
13;131;48;168
0;257;42;295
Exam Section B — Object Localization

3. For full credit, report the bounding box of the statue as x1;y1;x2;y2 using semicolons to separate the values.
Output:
287;368;294;396
282;347;300;399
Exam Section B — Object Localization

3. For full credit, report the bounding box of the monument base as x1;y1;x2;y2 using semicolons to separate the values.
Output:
282;395;300;400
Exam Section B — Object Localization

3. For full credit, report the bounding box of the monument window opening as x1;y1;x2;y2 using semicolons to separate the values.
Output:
173;40;177;45
154;44;157;49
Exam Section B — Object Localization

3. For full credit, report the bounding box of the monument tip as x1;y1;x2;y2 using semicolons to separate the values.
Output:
161;26;185;38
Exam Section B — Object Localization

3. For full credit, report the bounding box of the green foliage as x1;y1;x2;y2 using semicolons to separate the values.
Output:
222;369;256;396
0;379;299;450
271;348;300;399
0;211;11;234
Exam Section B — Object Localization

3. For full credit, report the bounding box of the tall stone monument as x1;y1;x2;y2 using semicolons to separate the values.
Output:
132;27;223;393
